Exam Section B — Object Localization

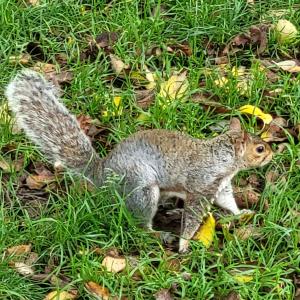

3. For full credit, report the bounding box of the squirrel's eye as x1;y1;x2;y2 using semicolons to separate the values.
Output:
256;145;265;153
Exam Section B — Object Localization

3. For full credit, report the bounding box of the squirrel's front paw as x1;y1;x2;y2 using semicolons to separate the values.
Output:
178;238;190;254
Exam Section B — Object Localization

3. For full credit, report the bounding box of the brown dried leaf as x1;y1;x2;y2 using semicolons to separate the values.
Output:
0;156;24;173
191;92;230;114
223;24;269;55
223;291;241;300
31;62;73;87
261;117;289;142
165;258;181;272
85;281;110;300
265;170;280;184
102;256;126;273
6;244;32;256
233;184;261;209
26;168;55;190
25;252;39;266
135;89;156;109
95;32;119;50
55;53;68;65
154;288;173;300
235;225;262;240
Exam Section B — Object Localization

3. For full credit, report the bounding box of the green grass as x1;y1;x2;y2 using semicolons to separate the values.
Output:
0;0;300;299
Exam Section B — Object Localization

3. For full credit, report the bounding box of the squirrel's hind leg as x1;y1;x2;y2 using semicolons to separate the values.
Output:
126;184;160;230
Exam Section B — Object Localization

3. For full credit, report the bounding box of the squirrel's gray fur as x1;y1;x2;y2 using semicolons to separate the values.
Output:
5;70;273;252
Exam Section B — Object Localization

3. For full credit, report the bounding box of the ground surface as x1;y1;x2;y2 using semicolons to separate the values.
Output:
0;1;300;299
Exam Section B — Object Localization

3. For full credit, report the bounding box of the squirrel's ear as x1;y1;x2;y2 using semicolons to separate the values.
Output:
229;117;242;132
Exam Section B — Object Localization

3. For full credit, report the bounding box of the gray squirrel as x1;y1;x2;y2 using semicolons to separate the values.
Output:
5;70;273;253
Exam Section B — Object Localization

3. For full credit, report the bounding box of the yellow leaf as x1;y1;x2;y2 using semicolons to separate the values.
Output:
144;66;156;90
0;102;12;124
233;275;254;283
102;96;123;117
193;213;216;248
159;71;188;100
113;96;121;107
44;290;77;300
214;76;228;87
238;105;272;124
102;256;126;273
261;131;273;141
231;66;246;77
136;112;150;122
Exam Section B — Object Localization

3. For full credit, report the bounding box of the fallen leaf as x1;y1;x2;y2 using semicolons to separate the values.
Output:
159;71;189;101
193;213;216;248
6;244;32;256
44;290;78;300
25;252;39;266
55;53;68;65
0;101;12;124
102;96;123;117
223;291;241;300
274;60;300;73
261;117;289;142
85;281;110;300
102;256;126;273
238;105;272;124
27;0;40;6
13;262;34;276
223;24;269;55
31;62;73;87
0;156;24;173
135;89;156;109
233;275;253;283
191;92;230;114
110;54;129;75
26;168;55;190
0;158;11;172
9;53;31;65
275;19;298;44
235;225;262;240
233;184;262;209
154;288;173;300
165;258;181;272
95;31;119;51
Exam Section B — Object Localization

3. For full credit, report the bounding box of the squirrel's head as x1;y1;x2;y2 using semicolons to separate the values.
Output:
228;118;273;169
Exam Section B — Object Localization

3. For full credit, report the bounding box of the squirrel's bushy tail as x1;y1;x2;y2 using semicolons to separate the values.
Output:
5;69;103;185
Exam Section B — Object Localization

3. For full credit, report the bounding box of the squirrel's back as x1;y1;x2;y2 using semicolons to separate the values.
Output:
5;70;103;184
